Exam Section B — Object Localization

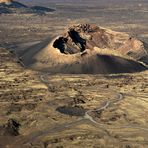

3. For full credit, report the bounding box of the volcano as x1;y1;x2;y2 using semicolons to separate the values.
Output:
17;24;147;74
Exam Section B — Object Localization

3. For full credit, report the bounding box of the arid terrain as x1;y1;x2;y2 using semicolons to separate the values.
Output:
0;0;148;148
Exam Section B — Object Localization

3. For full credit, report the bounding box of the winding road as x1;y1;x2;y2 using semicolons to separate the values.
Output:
39;73;148;132
10;72;148;147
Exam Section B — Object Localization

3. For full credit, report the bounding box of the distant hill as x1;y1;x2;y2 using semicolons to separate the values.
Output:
0;0;12;3
0;0;55;14
0;1;27;8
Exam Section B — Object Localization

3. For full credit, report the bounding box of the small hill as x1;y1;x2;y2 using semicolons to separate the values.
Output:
0;0;55;14
17;24;147;74
0;0;27;8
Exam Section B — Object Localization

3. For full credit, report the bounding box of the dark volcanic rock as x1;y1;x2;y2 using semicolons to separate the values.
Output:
31;6;55;13
0;119;20;136
0;6;12;13
56;106;86;116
